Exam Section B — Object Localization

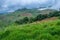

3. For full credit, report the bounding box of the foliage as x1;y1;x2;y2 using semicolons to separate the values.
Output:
0;19;60;40
15;10;60;25
0;9;60;27
0;9;60;40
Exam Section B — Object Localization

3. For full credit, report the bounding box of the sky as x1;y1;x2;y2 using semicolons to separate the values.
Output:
0;0;60;13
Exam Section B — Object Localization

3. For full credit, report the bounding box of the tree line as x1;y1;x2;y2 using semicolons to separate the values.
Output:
15;11;60;25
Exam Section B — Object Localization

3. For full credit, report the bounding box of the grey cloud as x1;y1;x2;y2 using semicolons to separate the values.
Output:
0;0;59;13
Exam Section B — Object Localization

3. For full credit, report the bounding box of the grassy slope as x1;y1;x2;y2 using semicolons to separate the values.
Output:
0;19;60;40
0;9;57;27
0;9;40;27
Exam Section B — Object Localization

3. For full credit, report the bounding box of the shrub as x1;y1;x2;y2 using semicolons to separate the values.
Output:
35;14;48;21
15;17;29;24
29;17;35;23
48;12;54;18
48;11;60;18
35;14;44;21
23;17;29;23
15;19;24;24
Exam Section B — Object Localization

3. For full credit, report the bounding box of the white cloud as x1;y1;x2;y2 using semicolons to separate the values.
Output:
0;0;60;12
50;0;60;10
3;0;49;6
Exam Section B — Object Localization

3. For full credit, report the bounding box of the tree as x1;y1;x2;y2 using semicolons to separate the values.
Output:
15;19;23;24
42;14;47;19
53;11;60;17
48;12;54;18
23;17;29;23
29;17;35;23
48;11;60;18
35;14;47;21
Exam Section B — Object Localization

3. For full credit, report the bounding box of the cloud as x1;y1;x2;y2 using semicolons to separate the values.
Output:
0;0;59;13
51;0;60;10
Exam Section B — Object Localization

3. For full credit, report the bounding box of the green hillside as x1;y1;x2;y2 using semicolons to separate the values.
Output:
0;9;60;40
0;19;60;40
0;9;40;27
0;9;58;27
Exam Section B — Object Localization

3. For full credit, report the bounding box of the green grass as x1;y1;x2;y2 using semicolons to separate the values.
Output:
0;19;60;40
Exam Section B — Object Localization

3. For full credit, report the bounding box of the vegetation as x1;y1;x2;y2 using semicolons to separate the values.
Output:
0;9;60;40
0;9;59;27
15;10;60;25
0;19;60;40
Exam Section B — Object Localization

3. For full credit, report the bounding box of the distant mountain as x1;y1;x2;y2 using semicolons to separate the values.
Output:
0;9;58;27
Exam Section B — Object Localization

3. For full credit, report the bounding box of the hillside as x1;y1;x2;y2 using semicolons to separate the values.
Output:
0;9;58;27
0;19;60;40
0;9;60;40
0;0;60;40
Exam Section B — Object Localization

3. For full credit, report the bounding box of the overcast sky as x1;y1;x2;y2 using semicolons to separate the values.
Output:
0;0;60;13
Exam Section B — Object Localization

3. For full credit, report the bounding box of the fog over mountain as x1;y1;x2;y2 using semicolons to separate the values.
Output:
0;0;60;13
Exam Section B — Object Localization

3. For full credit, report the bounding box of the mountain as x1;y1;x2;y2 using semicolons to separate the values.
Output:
0;9;58;27
0;8;60;40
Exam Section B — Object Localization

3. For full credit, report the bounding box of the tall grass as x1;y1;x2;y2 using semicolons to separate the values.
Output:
0;19;60;40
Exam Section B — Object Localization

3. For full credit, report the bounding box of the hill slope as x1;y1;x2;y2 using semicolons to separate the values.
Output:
0;19;60;40
0;9;58;27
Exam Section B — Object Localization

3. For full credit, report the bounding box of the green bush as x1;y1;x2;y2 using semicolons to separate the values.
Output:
15;20;23;24
23;17;29;23
35;14;44;21
15;17;29;24
29;17;35;23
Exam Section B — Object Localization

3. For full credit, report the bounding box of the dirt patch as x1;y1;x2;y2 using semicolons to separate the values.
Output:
41;17;58;22
21;13;32;17
32;17;58;24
